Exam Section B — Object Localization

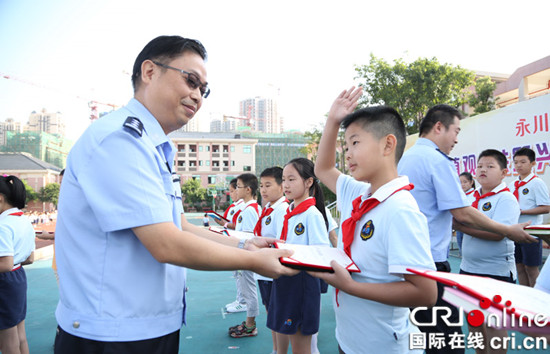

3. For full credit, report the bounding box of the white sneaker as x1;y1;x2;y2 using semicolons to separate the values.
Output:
226;303;247;313
225;300;239;309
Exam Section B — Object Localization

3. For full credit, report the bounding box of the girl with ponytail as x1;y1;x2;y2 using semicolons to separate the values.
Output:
0;175;35;354
267;158;330;354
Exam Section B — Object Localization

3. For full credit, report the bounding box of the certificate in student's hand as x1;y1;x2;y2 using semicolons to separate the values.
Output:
274;242;360;273
222;229;255;240
525;225;550;246
407;268;550;332
209;226;226;234
205;210;229;222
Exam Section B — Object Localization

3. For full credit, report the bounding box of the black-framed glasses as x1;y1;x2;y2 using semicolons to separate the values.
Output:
152;61;210;98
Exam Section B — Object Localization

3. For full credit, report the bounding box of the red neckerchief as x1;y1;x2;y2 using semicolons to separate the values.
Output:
465;189;475;196
9;212;23;216
472;187;510;209
279;198;316;241
341;184;413;258
223;203;235;220
253;198;290;236
254;207;274;236
337;183;413;307
513;175;537;200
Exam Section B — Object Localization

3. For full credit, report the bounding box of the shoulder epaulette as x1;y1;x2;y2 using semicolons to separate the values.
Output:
123;116;144;137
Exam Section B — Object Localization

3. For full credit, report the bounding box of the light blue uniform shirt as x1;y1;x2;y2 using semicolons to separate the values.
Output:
398;138;469;262
55;98;186;342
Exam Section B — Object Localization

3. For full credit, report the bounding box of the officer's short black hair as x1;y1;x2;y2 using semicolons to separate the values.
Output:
132;35;207;92
419;104;462;137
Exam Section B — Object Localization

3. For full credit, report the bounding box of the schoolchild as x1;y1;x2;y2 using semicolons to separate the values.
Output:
222;178;247;313
215;179;243;230
252;166;289;353
228;173;261;337
313;88;437;354
267;157;330;354
509;147;550;287
0;175;35;354
455;149;520;349
456;172;476;252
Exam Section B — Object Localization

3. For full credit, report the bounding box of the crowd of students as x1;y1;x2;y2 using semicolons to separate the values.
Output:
2;34;550;354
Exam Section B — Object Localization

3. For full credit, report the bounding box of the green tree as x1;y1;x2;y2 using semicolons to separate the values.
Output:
355;54;475;134
181;178;208;209
22;179;38;205
468;76;498;116
39;183;61;207
302;125;348;176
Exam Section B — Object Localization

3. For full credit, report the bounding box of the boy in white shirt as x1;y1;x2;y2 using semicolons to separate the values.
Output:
313;88;437;353
509;147;550;287
454;149;520;350
228;173;260;338
253;166;289;354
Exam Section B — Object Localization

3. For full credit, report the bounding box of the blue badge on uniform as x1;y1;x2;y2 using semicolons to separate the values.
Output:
360;220;374;241
123;116;144;137
230;210;235;216
265;216;272;225
238;215;243;223
294;223;305;235
522;188;529;195
482;202;492;211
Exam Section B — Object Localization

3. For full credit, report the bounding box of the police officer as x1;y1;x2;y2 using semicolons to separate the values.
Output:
54;35;296;354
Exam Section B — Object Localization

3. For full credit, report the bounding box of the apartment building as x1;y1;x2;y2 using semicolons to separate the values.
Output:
168;131;257;188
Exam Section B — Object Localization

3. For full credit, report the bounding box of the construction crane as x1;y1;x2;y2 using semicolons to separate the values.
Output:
1;71;119;122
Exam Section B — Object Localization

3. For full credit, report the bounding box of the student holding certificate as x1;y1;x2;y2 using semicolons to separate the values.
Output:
267;158;330;354
313;88;437;354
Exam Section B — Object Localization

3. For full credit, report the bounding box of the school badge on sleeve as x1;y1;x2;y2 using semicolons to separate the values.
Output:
238;215;243;223
265;216;272;225
294;223;305;235
482;202;492;211
360;220;374;241
522;188;529;195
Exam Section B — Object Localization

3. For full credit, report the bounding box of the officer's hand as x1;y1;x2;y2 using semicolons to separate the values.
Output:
251;248;299;279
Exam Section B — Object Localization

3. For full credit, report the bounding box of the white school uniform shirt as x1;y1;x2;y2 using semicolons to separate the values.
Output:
335;174;435;354
460;182;519;278
259;196;289;238
235;199;260;233
464;187;476;205
509;173;550;225
283;198;330;246
0;208;35;265
227;199;244;223
535;259;550;294
255;196;289;282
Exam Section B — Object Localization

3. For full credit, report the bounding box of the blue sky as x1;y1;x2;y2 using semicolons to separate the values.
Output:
1;0;549;140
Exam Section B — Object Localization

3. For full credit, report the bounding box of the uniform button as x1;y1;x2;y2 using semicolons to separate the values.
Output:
73;321;80;329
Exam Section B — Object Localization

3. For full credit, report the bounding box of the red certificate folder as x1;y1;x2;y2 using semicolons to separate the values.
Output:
274;242;360;273
205;210;229;223
407;268;550;333
525;225;550;246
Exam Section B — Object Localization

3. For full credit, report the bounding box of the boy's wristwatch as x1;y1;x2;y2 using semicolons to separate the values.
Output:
238;239;246;249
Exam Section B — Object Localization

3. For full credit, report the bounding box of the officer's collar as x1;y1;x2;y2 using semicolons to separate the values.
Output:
125;98;171;147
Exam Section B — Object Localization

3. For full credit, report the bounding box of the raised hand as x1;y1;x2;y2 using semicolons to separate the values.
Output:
327;86;363;124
